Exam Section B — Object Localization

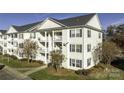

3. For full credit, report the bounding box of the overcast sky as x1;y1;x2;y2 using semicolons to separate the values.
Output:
0;13;124;30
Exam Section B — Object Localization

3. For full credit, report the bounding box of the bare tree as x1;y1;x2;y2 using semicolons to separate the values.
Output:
50;50;65;72
21;39;39;63
92;43;102;66
102;41;119;70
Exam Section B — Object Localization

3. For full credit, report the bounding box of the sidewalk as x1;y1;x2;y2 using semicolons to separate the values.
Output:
3;66;32;80
24;65;47;75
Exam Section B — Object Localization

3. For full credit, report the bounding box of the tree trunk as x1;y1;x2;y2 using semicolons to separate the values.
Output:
27;56;30;63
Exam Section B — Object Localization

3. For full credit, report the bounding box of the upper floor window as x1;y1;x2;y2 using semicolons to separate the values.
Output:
76;29;82;37
70;29;75;37
76;44;82;52
0;35;2;39
30;33;36;39
4;35;7;40
70;44;75;52
19;43;24;48
87;44;91;52
87;58;91;67
19;34;23;39
99;33;101;38
87;29;91;38
14;34;17;38
14;42;18;47
4;43;7;47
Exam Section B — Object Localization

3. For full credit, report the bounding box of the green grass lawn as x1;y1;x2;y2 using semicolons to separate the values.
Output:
29;63;124;80
29;67;83;80
0;55;43;68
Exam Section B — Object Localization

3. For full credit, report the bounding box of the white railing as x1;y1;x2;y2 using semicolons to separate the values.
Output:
54;36;62;42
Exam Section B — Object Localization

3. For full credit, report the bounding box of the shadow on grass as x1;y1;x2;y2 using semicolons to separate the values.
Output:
111;57;124;71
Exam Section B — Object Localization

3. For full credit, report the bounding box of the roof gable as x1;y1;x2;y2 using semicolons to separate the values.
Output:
6;26;18;34
38;18;64;30
86;14;102;30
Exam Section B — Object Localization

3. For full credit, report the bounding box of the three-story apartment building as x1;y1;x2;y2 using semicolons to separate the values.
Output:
0;13;102;70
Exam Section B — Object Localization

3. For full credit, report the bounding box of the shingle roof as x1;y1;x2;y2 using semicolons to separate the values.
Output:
12;21;42;32
58;13;95;26
0;30;7;34
11;13;95;32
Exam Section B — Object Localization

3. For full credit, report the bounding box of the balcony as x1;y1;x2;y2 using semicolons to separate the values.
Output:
54;36;62;42
39;48;49;53
38;38;47;42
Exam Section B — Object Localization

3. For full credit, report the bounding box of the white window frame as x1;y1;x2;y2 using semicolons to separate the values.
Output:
87;58;91;67
87;29;91;38
76;29;82;37
70;58;75;67
70;44;75;52
19;34;23;39
70;29;75;37
87;44;91;52
76;60;82;68
99;33;101;38
76;44;82;52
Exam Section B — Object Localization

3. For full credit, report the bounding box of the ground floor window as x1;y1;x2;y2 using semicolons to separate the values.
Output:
76;60;82;68
70;58;82;68
19;52;24;57
87;58;91;67
70;59;75;67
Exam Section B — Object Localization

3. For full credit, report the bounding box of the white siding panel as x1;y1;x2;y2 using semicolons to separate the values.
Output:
6;26;18;34
39;19;61;29
87;14;102;30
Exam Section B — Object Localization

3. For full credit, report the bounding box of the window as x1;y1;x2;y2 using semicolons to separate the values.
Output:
87;58;91;67
70;44;75;52
19;43;23;48
87;29;91;37
70;29;75;37
70;59;75;67
30;33;36;39
99;33;101;38
76;29;82;37
4;43;7;47
19;52;23;57
19;34;23;39
14;34;17;38
87;44;91;52
76;44;82;52
11;49;14;53
76;60;82;68
14;42;18;47
11;41;14;45
4;50;7;54
4;35;7;40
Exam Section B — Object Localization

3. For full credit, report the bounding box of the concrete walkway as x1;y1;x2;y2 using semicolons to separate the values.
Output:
24;65;47;75
0;66;32;80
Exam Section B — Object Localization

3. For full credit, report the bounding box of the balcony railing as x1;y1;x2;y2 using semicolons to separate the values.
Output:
54;36;62;42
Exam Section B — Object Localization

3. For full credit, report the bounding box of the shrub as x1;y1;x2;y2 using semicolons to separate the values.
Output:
19;58;27;62
0;52;2;55
75;69;91;76
4;54;10;57
10;55;18;60
48;63;53;68
32;60;44;64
